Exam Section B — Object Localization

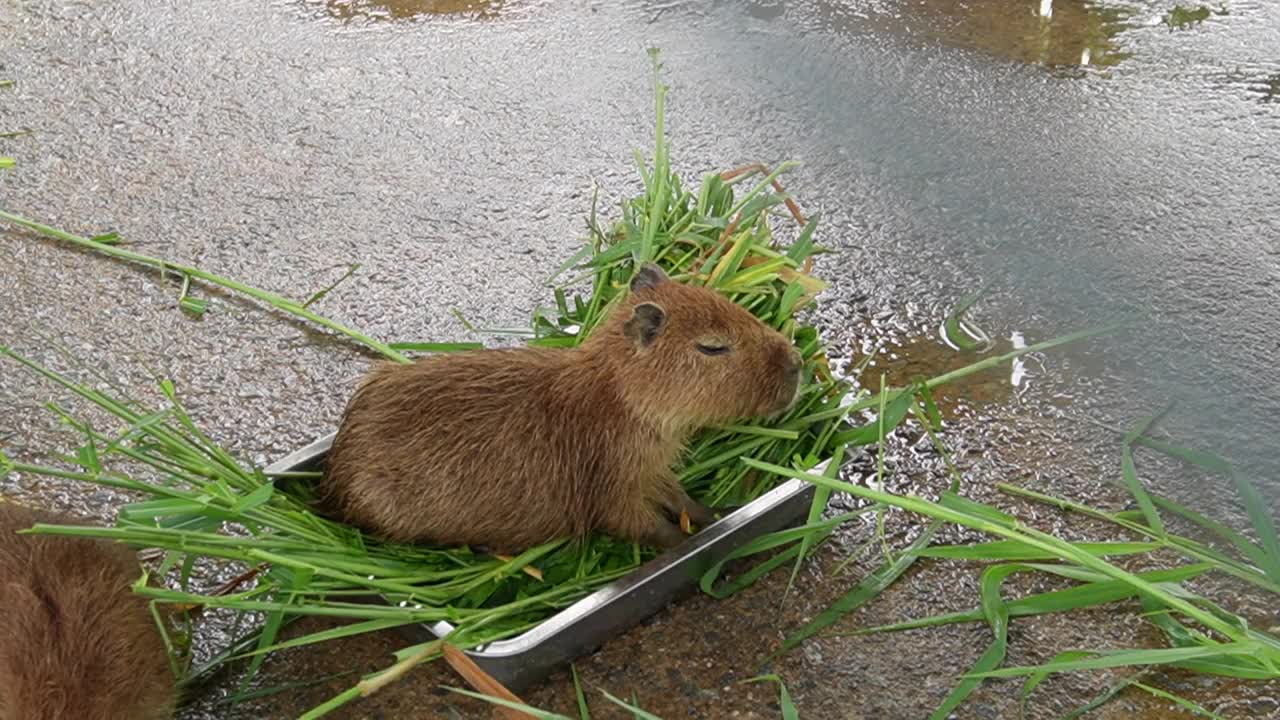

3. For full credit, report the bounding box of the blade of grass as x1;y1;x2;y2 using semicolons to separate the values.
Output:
1121;411;1167;537
968;643;1267;679
741;675;799;720
1022;650;1100;716
1092;418;1280;584
849;563;1214;636
929;563;1020;719
302;263;360;309
1149;493;1272;572
744;459;1256;643
599;688;664;720
1130;681;1225;719
700;510;874;599
571;664;590;720
942;289;990;352
917;541;1162;561
1055;675;1141;719
769;510;946;662
998;483;1280;596
443;687;573;720
386;341;484;353
0;210;410;363
784;447;847;600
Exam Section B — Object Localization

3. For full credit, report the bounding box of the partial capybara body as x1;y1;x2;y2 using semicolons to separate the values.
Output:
322;263;803;552
0;502;176;720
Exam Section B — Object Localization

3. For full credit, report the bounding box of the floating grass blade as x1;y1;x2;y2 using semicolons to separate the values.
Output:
942;289;990;352
1091;416;1280;584
1148;493;1274;573
1121;411;1166;536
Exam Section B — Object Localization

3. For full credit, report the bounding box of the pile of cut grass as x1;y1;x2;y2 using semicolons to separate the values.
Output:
0;51;1175;718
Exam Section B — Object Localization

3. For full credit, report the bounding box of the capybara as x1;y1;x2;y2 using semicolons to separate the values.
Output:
0;501;175;720
322;263;803;552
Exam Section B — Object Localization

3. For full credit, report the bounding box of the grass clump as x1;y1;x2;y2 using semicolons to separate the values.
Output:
751;410;1280;719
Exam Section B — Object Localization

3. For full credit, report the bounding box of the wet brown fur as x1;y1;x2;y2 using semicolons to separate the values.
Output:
322;264;803;552
0;502;176;720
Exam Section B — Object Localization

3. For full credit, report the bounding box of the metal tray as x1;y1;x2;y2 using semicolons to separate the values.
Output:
263;432;815;692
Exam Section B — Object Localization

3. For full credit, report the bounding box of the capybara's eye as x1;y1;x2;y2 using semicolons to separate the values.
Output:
695;343;730;356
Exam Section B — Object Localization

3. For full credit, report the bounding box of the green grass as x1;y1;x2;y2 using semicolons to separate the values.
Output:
746;417;1280;718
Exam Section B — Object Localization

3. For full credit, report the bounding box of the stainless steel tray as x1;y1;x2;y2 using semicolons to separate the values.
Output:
263;432;815;692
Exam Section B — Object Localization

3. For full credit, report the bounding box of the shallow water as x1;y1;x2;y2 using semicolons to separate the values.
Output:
2;0;1278;717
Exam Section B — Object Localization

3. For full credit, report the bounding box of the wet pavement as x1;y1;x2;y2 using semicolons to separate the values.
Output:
3;0;1279;718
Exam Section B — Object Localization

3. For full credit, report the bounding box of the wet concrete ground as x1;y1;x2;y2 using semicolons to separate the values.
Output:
3;0;1279;718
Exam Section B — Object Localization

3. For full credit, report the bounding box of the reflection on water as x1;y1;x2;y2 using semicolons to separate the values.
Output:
1247;71;1280;103
849;335;1051;417
1163;3;1227;30
911;0;1135;69
307;0;506;22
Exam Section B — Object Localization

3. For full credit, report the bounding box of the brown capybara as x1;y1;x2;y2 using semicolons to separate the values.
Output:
0;501;176;720
321;262;804;552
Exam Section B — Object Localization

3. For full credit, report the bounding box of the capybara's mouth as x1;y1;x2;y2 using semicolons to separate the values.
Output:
767;376;802;417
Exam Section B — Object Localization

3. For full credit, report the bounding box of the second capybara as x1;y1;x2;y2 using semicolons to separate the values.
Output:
321;262;803;552
0;501;176;720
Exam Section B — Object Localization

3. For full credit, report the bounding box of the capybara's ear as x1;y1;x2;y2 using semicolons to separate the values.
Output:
624;302;667;348
629;262;669;292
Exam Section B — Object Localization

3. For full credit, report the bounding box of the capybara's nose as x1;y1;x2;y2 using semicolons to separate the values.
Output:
785;348;803;377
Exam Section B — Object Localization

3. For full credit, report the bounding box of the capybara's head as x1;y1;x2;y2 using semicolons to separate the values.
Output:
592;263;803;427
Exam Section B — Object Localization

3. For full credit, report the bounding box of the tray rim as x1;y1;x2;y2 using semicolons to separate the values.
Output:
262;431;814;659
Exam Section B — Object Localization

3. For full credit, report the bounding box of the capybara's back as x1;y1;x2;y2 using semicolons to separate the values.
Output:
0;502;176;720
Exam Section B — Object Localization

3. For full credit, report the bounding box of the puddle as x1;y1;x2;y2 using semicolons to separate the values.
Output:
802;0;1139;70
848;334;1059;417
907;0;1136;69
303;0;507;22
